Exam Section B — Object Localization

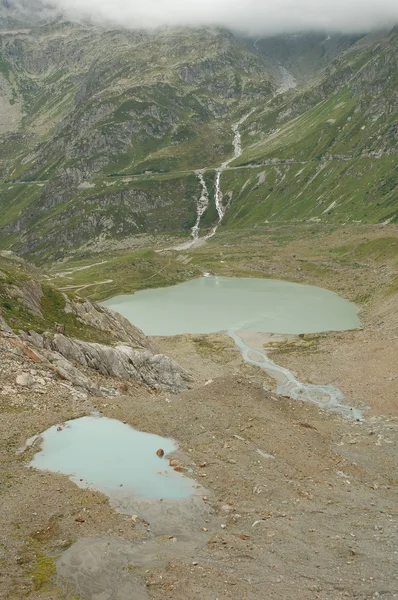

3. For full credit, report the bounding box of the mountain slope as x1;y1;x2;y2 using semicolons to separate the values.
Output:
243;31;367;83
221;27;398;227
0;251;192;394
0;16;275;259
0;6;396;260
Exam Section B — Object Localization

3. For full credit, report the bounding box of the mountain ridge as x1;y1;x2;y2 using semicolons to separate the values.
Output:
0;8;396;260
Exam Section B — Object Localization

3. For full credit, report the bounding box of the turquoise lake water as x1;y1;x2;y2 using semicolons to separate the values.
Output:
30;416;197;500
103;276;360;336
103;276;363;419
29;276;362;499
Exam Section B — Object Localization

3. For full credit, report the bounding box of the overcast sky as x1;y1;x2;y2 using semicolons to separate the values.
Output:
44;0;398;34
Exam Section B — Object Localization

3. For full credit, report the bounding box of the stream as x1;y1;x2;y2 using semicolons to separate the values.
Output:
229;329;363;420
209;110;255;237
103;276;364;420
173;111;254;250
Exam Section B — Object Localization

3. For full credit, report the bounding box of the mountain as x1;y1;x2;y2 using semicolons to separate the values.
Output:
0;13;274;259
0;3;396;261
222;27;398;228
243;31;367;83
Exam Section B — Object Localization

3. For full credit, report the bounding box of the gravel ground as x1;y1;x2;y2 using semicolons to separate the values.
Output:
1;330;397;599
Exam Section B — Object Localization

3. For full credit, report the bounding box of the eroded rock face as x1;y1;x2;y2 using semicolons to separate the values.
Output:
20;280;44;317
2;279;43;317
44;334;192;393
0;268;191;394
65;298;153;351
21;331;192;394
48;352;101;394
3;280;44;317
0;311;12;333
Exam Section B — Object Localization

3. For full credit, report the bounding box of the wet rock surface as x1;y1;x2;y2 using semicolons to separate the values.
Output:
57;536;206;600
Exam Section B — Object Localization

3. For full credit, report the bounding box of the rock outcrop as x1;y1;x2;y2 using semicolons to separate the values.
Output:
0;250;194;397
21;330;192;395
1;255;191;394
0;311;12;333
65;298;153;351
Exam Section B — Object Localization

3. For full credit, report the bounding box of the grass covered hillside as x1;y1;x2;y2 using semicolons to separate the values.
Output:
223;28;398;227
0;252;107;340
0;8;396;260
0;19;273;259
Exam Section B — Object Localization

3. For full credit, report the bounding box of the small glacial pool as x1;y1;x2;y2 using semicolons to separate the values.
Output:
30;416;197;502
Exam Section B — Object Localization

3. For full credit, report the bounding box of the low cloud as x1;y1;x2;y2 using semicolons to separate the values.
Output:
33;0;398;34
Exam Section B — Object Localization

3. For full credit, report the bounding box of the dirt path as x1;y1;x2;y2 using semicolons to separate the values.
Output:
58;279;113;292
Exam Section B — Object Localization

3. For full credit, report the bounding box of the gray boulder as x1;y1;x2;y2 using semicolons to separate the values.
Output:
16;372;35;387
42;334;192;393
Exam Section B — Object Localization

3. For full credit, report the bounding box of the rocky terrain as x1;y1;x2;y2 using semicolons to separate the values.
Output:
0;223;397;599
0;253;192;395
1;287;397;599
0;4;397;599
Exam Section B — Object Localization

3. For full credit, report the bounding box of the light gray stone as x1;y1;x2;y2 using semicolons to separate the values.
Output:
16;373;35;387
43;334;192;393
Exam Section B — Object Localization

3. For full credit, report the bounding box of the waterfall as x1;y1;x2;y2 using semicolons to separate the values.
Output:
170;171;210;251
207;110;255;239
172;39;298;251
191;172;209;241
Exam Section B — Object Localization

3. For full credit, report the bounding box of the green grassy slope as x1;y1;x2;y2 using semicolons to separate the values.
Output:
0;19;396;259
219;29;398;227
0;253;109;340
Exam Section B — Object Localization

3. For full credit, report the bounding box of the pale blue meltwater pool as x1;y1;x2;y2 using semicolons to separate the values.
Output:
30;416;197;503
102;276;359;335
103;276;363;419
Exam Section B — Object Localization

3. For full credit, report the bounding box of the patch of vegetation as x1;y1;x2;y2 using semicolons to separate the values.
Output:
218;155;398;230
191;335;234;363
22;539;57;593
384;274;398;298
0;257;110;341
267;335;323;357
49;247;202;301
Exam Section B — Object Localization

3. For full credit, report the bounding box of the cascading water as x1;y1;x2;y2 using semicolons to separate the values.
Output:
171;45;297;250
205;57;297;238
207;110;255;239
191;172;209;241
172;112;253;249
171;171;210;251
